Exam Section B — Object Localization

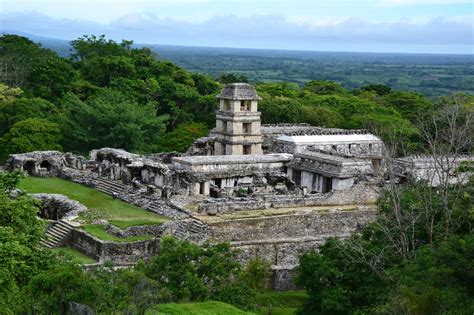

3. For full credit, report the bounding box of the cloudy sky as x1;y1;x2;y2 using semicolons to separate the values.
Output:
1;0;473;53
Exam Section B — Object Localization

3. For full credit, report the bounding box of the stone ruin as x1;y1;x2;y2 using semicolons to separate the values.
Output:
6;83;470;290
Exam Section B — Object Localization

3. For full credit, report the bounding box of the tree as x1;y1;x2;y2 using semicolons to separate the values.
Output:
0;170;54;314
155;122;208;153
0;118;62;161
0;97;60;136
0;84;22;106
239;257;271;293
63;89;168;153
144;237;242;302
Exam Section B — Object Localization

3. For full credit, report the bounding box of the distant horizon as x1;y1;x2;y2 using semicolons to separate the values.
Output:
1;1;473;54
3;29;474;57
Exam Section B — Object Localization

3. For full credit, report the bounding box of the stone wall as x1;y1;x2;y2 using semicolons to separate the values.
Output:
32;193;87;220
69;229;160;264
104;224;164;238
199;184;378;214
209;207;375;243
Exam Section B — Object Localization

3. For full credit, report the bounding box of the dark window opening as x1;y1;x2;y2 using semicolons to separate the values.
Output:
322;176;333;193
214;178;222;189
243;123;252;133
292;169;301;186
40;160;52;172
199;182;206;195
23;161;35;175
240;100;251;111
243;145;251;155
225;100;231;111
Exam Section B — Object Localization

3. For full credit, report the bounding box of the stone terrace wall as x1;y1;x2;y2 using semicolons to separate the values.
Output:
209;207;375;243
199;184;378;214
69;229;160;264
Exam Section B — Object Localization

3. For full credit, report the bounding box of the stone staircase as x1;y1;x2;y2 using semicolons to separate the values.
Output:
95;178;131;201
172;219;208;241
39;219;75;248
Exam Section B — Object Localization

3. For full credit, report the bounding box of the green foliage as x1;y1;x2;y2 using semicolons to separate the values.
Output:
62;89;167;153
0;170;24;192
147;301;254;315
381;235;474;314
0;97;60;135
240;257;272;293
156;122;209;153
216;73;249;84
0;84;22;106
22;263;99;314
145;237;242;302
0;118;62;161
0;171;55;314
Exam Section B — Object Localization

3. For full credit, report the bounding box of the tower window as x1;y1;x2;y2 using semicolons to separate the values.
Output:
240;100;251;111
225;100;231;111
243;145;251;155
243;123;252;133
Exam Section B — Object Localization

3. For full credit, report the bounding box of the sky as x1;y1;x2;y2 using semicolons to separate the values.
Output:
1;0;473;54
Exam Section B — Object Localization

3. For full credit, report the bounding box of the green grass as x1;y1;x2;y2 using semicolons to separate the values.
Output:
257;291;308;314
82;224;156;242
259;307;296;315
146;301;254;315
19;177;169;227
51;246;96;264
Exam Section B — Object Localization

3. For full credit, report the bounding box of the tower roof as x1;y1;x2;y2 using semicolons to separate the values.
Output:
217;83;262;100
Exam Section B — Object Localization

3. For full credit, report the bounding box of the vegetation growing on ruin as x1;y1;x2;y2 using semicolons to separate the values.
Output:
19;176;169;227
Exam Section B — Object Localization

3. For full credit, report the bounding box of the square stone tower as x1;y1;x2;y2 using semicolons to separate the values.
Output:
214;83;263;155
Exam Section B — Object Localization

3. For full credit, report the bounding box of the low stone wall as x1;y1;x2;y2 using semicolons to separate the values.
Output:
211;207;374;244
32;193;87;220
199;184;378;214
69;229;160;264
105;224;164;238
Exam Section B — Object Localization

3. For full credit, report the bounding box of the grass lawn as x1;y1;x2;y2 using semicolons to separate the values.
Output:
257;291;308;315
19;177;169;227
51;246;96;264
146;301;254;315
82;224;156;242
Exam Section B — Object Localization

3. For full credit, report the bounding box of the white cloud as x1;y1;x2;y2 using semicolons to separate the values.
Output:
1;11;472;53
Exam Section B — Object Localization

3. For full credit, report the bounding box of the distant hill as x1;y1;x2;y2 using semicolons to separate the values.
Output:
2;30;473;97
1;30;71;56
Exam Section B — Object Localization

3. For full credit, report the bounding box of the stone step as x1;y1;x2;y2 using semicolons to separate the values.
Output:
39;240;54;248
47;230;68;240
51;225;72;235
96;179;128;190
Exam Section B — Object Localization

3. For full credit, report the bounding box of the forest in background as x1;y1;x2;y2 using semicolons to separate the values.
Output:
6;31;473;99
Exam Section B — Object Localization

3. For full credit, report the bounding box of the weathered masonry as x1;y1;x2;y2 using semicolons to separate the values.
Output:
214;83;263;156
172;154;292;196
